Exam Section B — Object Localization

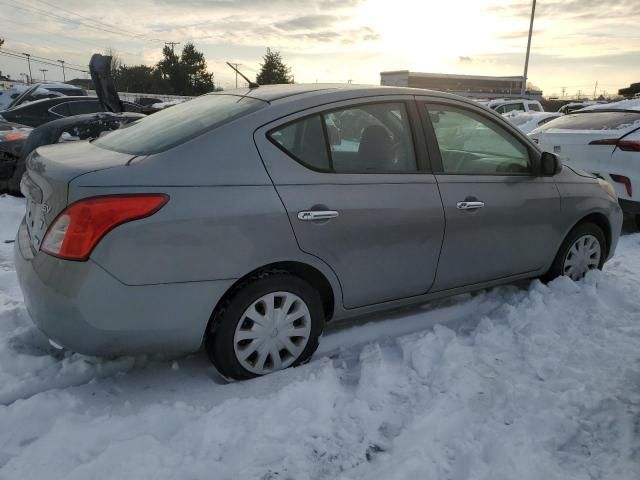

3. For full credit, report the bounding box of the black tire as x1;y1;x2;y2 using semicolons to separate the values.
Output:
206;272;324;381
635;215;640;232
545;222;606;282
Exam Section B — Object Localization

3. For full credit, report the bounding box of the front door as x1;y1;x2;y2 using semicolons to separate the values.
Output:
255;97;445;309
419;99;561;292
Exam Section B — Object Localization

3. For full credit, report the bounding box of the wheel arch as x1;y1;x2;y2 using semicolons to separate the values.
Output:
205;260;337;339
573;211;612;257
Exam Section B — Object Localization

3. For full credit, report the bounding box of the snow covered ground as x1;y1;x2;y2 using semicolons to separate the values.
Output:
1;194;639;479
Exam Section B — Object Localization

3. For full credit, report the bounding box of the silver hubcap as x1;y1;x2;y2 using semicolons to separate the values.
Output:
233;291;312;375
563;234;601;281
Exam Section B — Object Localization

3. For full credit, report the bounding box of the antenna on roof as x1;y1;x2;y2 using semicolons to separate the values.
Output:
226;62;259;89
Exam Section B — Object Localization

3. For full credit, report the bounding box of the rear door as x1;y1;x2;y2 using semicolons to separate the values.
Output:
418;98;561;291
254;97;445;309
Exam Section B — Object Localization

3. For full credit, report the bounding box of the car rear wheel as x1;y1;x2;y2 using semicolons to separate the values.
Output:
546;222;606;282
206;273;324;380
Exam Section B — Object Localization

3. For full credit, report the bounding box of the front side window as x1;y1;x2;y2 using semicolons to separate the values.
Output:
270;102;417;173
427;104;530;174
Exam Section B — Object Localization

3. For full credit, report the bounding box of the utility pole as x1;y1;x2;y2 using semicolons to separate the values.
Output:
230;63;241;88
521;0;536;97
40;69;48;81
577;89;582;99
593;80;598;99
57;60;66;82
165;42;180;54
22;53;32;84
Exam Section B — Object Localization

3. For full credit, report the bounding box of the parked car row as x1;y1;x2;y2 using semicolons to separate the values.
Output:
0;82;86;110
14;84;622;380
529;106;640;227
0;58;147;195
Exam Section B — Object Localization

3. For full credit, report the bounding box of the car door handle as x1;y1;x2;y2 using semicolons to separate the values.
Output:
297;210;339;221
456;201;485;210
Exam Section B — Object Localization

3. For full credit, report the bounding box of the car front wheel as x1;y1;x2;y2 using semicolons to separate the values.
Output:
206;273;324;380
546;222;606;282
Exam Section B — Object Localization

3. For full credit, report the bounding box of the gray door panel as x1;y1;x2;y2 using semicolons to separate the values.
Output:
275;181;445;308
254;95;445;309
432;176;560;291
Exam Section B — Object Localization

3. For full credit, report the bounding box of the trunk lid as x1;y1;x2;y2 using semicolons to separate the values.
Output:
536;129;618;175
21;140;135;251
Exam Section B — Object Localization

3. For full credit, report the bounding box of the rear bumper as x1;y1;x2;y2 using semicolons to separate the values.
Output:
14;219;234;356
619;198;640;215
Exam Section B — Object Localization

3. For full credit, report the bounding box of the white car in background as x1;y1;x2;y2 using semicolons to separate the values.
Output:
529;107;640;227
502;111;562;134
486;98;545;114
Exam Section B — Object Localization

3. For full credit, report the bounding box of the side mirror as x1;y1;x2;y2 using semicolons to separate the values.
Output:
540;151;562;176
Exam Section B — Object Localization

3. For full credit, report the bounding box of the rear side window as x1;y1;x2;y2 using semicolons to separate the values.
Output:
528;103;542;112
269;102;417;173
50;103;71;117
95;94;266;155
67;100;101;115
534;111;640;131
270;116;330;170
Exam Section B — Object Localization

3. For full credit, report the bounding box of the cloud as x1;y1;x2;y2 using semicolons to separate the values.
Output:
487;0;640;20
274;15;340;31
458;56;472;63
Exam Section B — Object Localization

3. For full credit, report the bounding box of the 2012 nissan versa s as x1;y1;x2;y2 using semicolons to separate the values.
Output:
15;85;622;380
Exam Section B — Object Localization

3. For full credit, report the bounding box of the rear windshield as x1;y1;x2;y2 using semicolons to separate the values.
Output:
95;94;266;155
536;111;640;131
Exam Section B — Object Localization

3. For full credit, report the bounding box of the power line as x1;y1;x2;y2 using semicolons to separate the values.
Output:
0;50;88;74
29;0;167;43
1;0;167;44
1;47;86;70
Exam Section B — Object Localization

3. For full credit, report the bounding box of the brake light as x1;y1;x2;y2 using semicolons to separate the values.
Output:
41;194;169;261
617;140;640;152
589;139;640;152
609;174;632;197
589;139;618;146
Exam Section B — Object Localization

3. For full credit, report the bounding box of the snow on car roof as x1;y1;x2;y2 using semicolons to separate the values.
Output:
579;98;640;112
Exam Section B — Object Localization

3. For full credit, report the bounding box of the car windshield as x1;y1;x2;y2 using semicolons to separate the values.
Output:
94;93;266;155
534;111;640;131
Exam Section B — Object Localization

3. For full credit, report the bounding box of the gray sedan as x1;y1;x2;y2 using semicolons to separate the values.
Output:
15;85;622;380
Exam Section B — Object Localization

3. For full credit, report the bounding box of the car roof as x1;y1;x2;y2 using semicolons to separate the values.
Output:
7;96;139;112
212;83;466;104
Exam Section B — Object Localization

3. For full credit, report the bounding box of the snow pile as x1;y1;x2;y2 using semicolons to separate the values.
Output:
581;98;640;112
0;195;639;479
502;111;562;134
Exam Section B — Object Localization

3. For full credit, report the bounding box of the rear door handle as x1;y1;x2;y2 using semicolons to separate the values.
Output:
297;210;339;221
456;201;485;210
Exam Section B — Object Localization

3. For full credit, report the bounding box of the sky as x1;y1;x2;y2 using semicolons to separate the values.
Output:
0;0;638;97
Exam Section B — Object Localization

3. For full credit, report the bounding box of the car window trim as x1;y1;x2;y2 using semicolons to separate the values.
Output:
417;98;539;177
266;98;431;175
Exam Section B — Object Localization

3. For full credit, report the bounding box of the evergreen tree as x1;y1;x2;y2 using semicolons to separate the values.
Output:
156;43;214;95
256;48;293;85
180;43;214;95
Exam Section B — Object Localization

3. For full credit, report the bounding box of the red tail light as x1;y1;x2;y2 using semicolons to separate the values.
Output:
589;139;618;146
609;174;632;197
41;194;169;261
617;140;640;152
589;139;640;152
